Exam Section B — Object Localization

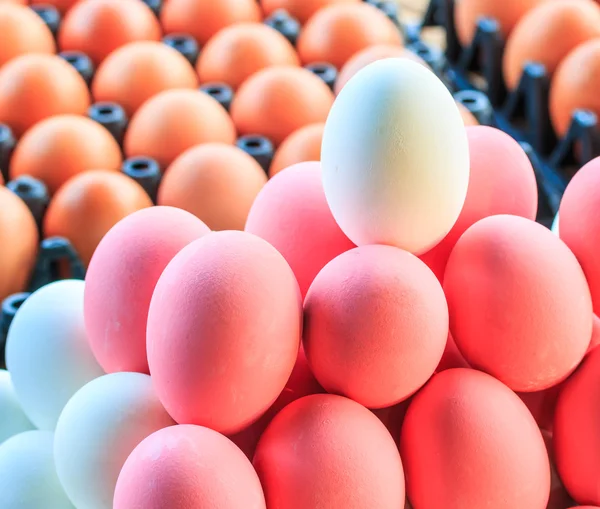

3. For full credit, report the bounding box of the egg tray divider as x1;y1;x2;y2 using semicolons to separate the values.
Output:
403;0;600;226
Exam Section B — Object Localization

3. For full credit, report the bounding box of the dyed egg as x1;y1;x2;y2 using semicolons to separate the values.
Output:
158;143;266;231
503;0;600;90
419;126;538;280
59;0;162;66
197;23;299;91
5;280;104;430
160;0;261;47
44;170;153;265
0;370;34;444
435;333;470;372
400;369;550;508
10;115;122;195
589;314;600;353
254;394;405;508
0;3;55;69
114;425;266;509
543;431;576;509
0;54;90;137
371;397;412;449
231;66;334;146
92;41;198;116
269;123;324;177
297;3;402;69
335;45;427;95
0;431;73;509
30;0;79;14
124;89;236;169
147;231;301;434
245;162;355;298
559;157;600;315
444;215;592;392
455;0;548;47
304;244;448;408
84;207;210;374
261;0;361;24
0;186;38;303
321;58;469;253
54;372;175;509
517;383;562;432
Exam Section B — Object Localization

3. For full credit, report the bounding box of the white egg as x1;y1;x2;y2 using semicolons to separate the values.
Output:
5;280;104;430
0;430;74;508
54;372;175;509
551;213;559;235
321;58;470;254
0;369;34;444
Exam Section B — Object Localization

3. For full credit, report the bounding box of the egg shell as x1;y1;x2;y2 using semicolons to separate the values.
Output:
371;397;412;450
54;372;175;509
84;207;210;374
400;368;550;508
5;280;104;430
114;424;266;509
303;244;448;408
0;431;73;509
254;393;406;509
445;215;592;391
245;162;355;299
435;332;470;372
517;383;562;432
419;126;538;281
321;58;470;253
261;0;360;24
0;370;34;444
269;123;324;177
147;230;302;434
543;430;577;509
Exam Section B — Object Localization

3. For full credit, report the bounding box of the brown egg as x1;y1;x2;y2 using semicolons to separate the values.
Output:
503;0;600;90
92;41;198;116
270;123;324;177
0;54;90;138
59;0;162;66
230;66;334;146
196;23;300;91
10;115;122;195
335;45;427;95
30;0;80;14
44;170;153;265
124;89;237;170
0;3;55;69
0;185;38;302
457;101;479;126
297;3;402;69
550;39;600;136
158;143;267;231
261;0;361;24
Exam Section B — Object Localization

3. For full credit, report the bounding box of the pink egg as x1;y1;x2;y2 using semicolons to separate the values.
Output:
245;161;355;299
147;230;302;434
114;424;266;509
303;244;448;408
84;207;210;374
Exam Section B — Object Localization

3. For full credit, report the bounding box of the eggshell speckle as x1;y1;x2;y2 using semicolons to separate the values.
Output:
0;370;34;444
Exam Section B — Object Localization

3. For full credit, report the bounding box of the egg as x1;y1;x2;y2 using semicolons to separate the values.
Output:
444;215;592;392
147;230;302;434
517;383;562;432
5;280;104;430
30;0;79;14
124;89;236;169
435;332;470;372
158;143;266;231
114;425;267;509
84;206;210;374
0;431;73;509
245;162;355;298
400;369;550;508
54;372;175;509
543;430;576;509
321;58;470;253
503;0;600;90
269;123;325;177
254;394;405;508
261;0;360;24
59;0;161;66
457;101;480;126
0;370;34;444
10;115;123;195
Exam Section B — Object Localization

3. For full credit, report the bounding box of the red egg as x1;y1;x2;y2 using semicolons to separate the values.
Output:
84;207;210;374
400;368;551;509
559;157;600;316
444;215;593;392
254;393;406;509
420;126;538;281
371;397;412;450
147;230;302;435
114;425;267;509
517;384;562;432
303;244;448;408
589;314;600;353
435;332;470;372
543;430;577;509
245;162;355;298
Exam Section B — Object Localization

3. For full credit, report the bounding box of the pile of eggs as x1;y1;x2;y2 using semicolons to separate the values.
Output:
0;1;600;509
